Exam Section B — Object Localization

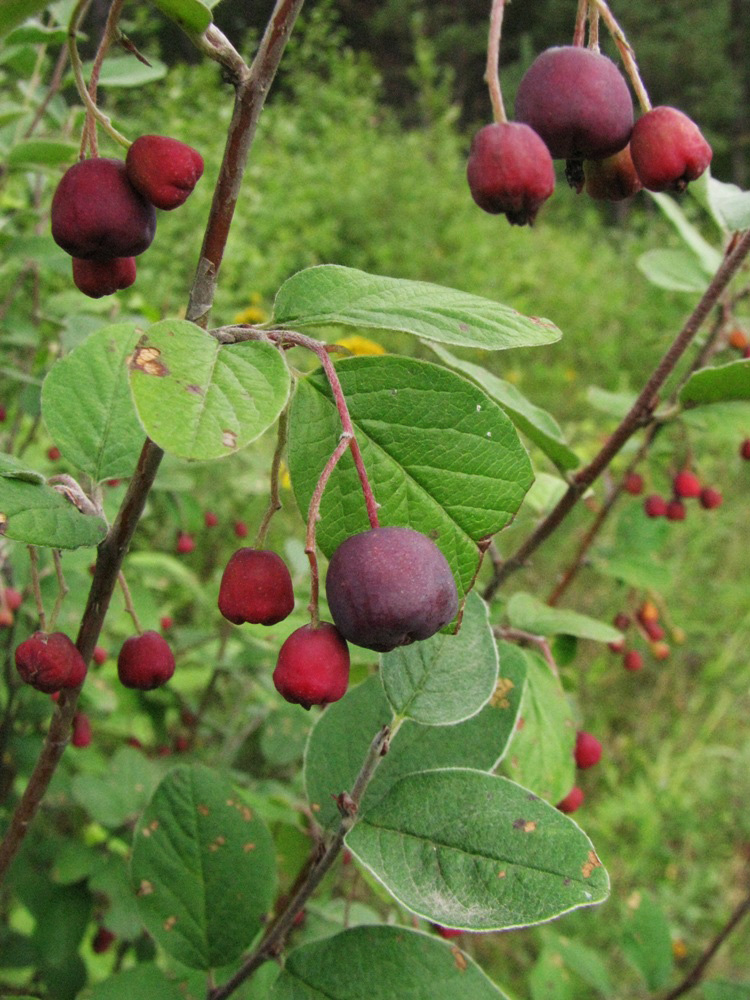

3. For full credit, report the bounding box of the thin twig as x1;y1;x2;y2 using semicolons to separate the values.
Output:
47;550;69;631
485;0;507;124
593;0;651;112
117;571;142;634
27;547;45;631
255;404;289;548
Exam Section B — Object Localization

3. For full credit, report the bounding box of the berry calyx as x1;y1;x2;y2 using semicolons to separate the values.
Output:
630;107;712;193
673;470;702;499
557;786;584;813
51;158;156;260
623;649;644;672
325;526;459;652
699;487;723;510
273;622;350;709
644;494;667;518
466;122;555;225
574;731;602;770
515;46;633;161
71;711;92;748
125;135;204;211
117;630;175;690
218;548;295;626
15;631;87;693
72;256;136;298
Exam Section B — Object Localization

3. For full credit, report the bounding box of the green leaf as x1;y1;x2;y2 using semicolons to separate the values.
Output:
130;764;276;970
503;651;576;804
0;1;51;38
586;386;636;419
0;477;107;548
42;323;145;481
680;359;750;406
345;769;609;930
702;172;750;232
71;747;160;828
128;320;290;461
260;705;310;767
149;0;212;36
539;932;614;996
594;554;671;591
7;139;79;168
702;982;750;1000
648;192;723;273
288;356;533;596
682;400;750;442
86;964;183;1000
428;344;579;471
305;648;526;830
506;593;621;643
530;947;575;1000
636;248;711;293
622;893;674;990
80;55;167;87
5;22;68;44
31;883;91;967
269;925;510;999
272;265;561;351
0;453;45;484
380;592;498;725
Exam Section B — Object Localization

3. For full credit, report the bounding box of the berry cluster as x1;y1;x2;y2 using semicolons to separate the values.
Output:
467;44;711;226
643;469;722;522
217;526;458;710
556;729;603;814
608;600;677;671
51;136;203;298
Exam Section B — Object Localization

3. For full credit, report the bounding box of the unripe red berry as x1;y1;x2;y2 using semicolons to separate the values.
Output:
741;439;750;460
126;135;204;210
515;46;634;161
15;631;87;693
117;630;175;690
204;510;219;527
92;645;108;666
92;927;116;954
728;328;749;351
71;711;92;748
173;734;190;753
574;730;602;769
699;487;723;510
644;494;667;518
176;531;196;554
72;256;136;298
630;107;712;193
0;608;15;628
623;649;644;672
557;786;584;813
637;601;660;625
650;640;670;661
273;622;350;709
51;158;156;260
608;638;625;654
160;616;174;631
643;620;665;642
666;499;686;522
623;472;644;495
584;144;642;201
673;470;702;499
4;587;22;611
218;548;295;626
466;122;555;225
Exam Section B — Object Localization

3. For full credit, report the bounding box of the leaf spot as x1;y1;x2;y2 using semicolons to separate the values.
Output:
209;835;227;852
582;850;602;878
311;802;321;812
137;880;154;896
243;842;256;852
497;870;506;878
523;820;537;833
222;429;238;448
186;384;204;395
163;915;177;931
129;343;169;377
197;804;210;816
458;322;470;333
490;677;514;708
451;946;468;971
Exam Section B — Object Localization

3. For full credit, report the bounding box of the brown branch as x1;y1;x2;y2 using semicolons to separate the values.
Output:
483;228;750;601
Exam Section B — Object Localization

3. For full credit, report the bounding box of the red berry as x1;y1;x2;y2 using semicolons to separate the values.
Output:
4;587;22;612
623;472;644;495
699;487;723;510
160;616;174;631
741;439;750;460
433;924;463;939
515;46;634;161
673;470;701;498
630;107;712;193
173;734;190;753
623;649;644;672
637;600;660;625
72;256;136;298
728;328;749;351
744;346;750;359
204;510;219;527
47;446;61;461
666;499;686;522
176;531;196;554
557;786;584;813
71;711;92;748
15;631;87;693
608;638;625;654
273;622;350;709
218;548;294;626
125;135;204;211
233;521;249;539
92;927;116;954
643;494;667;518
574;731;602;769
650;640;670;661
466;122;555;225
117;630;175;690
583;144;642;201
643;620;665;641
92;645;108;666
51;158;156;260
613;612;631;631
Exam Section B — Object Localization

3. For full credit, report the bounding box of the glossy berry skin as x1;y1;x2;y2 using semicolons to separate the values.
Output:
466;122;555;225
644;494;667;518
273;622;350;709
666;499;686;522
741;439;750;460
574;730;602;770
51;158;156;260
71;711;92;748
623;649;644;672
15;631;87;693
72;256;136;298
700;487;723;510
126;135;204;210
218;548;295;626
557;786;584;813
325;526;459;653
584;145;642;201
630;107;712;192
673;470;702;499
515;46;633;161
117;630;175;690
623;472;644;496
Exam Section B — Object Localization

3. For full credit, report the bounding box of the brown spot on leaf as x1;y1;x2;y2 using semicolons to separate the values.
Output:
163;915;177;931
497;870;506;879
197;804;210;816
222;429;238;449
512;818;527;830
490;677;514;708
137;880;154;896
458;322;470;333
243;842;256;852
186;384;203;395
311;802;321;812
0;513;7;536
129;342;169;377
582;850;603;878
523;820;537;833
209;835;227;852
451;947;468;971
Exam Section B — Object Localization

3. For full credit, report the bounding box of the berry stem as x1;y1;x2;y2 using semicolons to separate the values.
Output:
494;626;559;678
586;1;600;52
47;550;69;632
255;403;289;548
117;572;143;635
485;0;508;124
27;546;45;632
573;0;588;46
592;0;652;112
80;0;128;157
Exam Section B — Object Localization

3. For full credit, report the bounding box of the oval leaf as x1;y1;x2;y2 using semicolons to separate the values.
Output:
680;359;750;406
269;925;510;999
381;592;498;725
128;320;290;461
130;764;277;970
0;477;106;548
345;769;609;930
7;139;79;168
81;55;167;87
636;248;711;293
42;323;145;481
272;265;561;350
0;2;50;38
149;0;212;35
288;355;533;595
506;592;621;643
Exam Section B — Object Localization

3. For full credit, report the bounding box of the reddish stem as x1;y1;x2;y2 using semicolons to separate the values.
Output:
485;0;508;124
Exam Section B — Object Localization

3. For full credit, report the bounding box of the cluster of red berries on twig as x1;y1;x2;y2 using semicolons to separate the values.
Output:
556;730;603;815
641;469;723;522
608;600;680;671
